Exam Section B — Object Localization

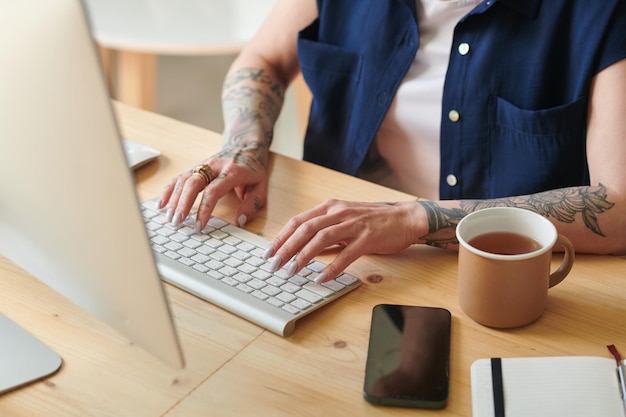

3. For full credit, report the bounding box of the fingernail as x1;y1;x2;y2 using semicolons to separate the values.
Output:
194;220;203;234
172;212;183;227
268;256;282;272
262;246;274;260
165;207;174;222
237;214;247;228
156;198;163;209
285;260;298;277
314;273;327;284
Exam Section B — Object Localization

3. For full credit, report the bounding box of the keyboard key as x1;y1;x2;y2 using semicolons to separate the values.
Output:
288;276;309;286
208;217;228;228
291;298;312;311
231;250;251;261
196;245;215;256
177;247;197;258
238;263;257;275
252;290;269;301
336;273;359;286
170;232;190;243
209;251;229;262
307;261;326;272
218;244;237;255
276;292;296;303
190;253;211;264
266;276;286;287
281;304;299;315
303;282;335;298
223;236;241;246
210;230;229;240
261;285;281;297
224;257;243;268
192;264;209;273
205;238;224;249
178;257;195;267
236;241;256;252
235;283;253;294
182;239;202;249
247;279;266;290
221;276;238;286
206;270;223;280
295;289;323;304
205;259;224;270
151;235;169;246
156;228;176;237
164;241;183;252
322;280;345;292
266;297;284;308
232;272;252;284
280;282;301;294
252;270;272;281
245;256;265;267
218;266;238;277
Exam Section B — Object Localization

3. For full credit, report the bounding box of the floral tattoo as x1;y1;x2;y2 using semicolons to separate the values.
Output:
221;67;285;171
417;184;615;249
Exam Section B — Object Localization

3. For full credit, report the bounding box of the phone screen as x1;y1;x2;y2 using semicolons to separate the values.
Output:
363;304;451;408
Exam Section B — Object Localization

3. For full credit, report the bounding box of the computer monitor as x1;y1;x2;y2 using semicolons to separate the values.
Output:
0;0;185;381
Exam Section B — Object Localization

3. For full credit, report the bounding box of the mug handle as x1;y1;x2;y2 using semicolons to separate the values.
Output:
548;234;575;288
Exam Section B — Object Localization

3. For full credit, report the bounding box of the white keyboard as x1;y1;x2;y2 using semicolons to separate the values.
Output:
141;201;361;336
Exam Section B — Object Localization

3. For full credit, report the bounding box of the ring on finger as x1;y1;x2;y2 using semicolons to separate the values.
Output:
191;164;213;187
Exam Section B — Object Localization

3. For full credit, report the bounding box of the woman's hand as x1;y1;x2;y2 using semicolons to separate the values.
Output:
158;143;269;232
264;199;422;283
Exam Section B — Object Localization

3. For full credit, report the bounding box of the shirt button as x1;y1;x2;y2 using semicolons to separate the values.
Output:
446;174;458;187
448;110;460;122
458;43;470;56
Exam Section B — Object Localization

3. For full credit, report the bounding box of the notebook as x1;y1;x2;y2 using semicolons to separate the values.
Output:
470;356;626;417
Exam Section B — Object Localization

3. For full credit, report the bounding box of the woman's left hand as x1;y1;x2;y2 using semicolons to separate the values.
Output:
264;199;423;283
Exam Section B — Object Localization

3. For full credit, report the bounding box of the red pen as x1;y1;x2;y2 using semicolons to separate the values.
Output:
607;344;626;413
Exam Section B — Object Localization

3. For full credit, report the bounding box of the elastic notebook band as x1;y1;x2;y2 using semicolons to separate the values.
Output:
491;358;505;417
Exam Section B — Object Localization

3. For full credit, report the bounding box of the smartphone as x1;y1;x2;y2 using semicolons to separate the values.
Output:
363;304;451;408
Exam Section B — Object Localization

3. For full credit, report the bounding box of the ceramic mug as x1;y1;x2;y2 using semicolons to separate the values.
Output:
455;207;575;328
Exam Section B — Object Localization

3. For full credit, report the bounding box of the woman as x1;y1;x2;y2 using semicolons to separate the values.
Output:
159;0;626;283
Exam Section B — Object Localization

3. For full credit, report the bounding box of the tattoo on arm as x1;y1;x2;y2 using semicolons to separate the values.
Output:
417;201;466;249
220;67;285;170
223;67;284;102
223;86;281;127
417;184;615;249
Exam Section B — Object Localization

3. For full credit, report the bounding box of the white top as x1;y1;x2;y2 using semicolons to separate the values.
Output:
366;0;480;199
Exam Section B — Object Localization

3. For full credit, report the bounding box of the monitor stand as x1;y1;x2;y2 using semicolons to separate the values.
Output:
0;312;62;394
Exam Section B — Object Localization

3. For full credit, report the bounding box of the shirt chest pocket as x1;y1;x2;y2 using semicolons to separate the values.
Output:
488;95;589;196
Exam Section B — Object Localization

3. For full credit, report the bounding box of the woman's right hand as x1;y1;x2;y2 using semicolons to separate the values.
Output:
157;142;270;232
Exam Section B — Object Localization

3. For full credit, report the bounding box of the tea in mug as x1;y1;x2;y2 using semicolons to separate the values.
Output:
467;232;541;255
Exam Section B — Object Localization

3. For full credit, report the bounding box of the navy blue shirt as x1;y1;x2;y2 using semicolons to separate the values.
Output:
297;0;626;199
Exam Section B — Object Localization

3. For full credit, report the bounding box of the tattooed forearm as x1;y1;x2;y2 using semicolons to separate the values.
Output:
224;107;272;147
220;67;285;170
461;184;615;237
223;86;281;125
218;142;267;172
417;184;615;249
223;67;284;102
417;201;466;248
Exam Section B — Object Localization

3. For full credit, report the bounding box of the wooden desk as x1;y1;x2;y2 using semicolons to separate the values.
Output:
1;103;625;416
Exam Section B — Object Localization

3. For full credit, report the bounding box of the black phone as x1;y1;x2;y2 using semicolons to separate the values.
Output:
363;304;451;409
